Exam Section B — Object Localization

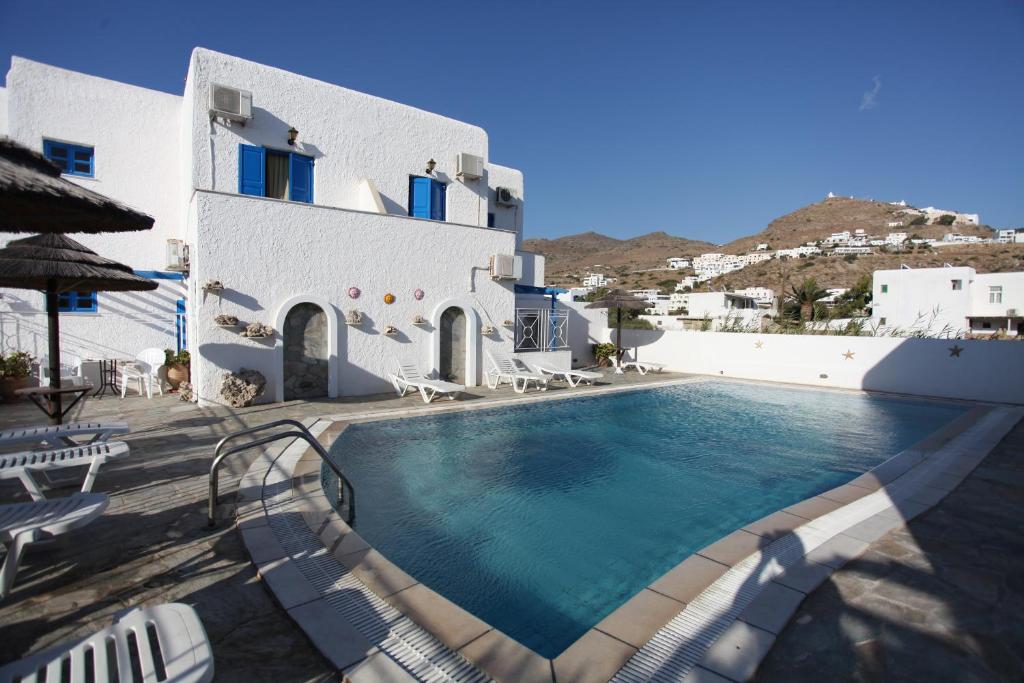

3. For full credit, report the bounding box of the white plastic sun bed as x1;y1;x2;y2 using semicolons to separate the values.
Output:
0;441;131;501
531;363;602;387
0;422;129;449
0;602;214;682
485;352;549;394
619;352;665;375
389;360;465;404
0;492;109;599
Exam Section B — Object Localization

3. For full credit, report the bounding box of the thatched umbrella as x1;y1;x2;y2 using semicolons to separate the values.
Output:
0;137;155;233
585;288;650;370
0;234;157;422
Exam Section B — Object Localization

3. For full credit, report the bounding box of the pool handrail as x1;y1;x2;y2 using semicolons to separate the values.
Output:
207;418;354;527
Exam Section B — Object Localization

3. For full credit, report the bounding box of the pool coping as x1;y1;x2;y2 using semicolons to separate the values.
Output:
238;378;1023;682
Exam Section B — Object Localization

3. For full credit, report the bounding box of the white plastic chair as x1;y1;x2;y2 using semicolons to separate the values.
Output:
0;492;109;599
532;363;602;387
485;352;549;393
38;354;84;387
121;348;165;398
0;602;214;682
389;359;465;403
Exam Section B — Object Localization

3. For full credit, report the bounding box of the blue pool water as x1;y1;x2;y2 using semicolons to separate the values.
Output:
325;381;965;658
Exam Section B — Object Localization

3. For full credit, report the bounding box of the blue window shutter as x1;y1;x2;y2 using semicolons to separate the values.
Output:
409;177;432;218
238;144;265;196
176;299;187;351
430;180;446;221
289;153;314;203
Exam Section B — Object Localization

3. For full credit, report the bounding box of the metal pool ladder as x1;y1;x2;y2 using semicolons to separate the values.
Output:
207;418;354;527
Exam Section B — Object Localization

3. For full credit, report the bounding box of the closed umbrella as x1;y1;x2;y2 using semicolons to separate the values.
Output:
0;138;155;233
584;288;649;371
0;234;157;422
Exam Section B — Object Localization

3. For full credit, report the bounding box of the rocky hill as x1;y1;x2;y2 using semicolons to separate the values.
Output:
524;198;1015;292
722;197;991;254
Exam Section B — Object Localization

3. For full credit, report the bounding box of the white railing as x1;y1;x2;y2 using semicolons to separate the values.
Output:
514;308;568;352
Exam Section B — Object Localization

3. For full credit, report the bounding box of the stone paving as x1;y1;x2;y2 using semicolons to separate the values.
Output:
756;418;1024;683
0;370;673;681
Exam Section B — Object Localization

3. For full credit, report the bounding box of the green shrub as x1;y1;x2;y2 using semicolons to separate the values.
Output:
0;351;34;378
936;214;956;226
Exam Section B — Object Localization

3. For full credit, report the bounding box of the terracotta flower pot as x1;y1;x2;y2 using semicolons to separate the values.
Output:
0;376;31;402
165;364;190;390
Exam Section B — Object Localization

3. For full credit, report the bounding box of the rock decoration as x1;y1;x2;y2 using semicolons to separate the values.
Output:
214;313;238;326
348;286;361;299
178;381;196;402
503;319;514;326
345;310;363;325
412;314;427;325
482;324;496;334
413;288;425;300
220;368;266;408
384;325;398;336
202;279;224;292
240;322;274;338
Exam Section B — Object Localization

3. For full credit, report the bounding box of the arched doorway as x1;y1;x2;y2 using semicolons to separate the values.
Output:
439;306;467;383
283;302;328;399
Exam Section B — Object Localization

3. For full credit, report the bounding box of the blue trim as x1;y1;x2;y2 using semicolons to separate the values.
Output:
514;284;568;295
43;139;94;177
239;144;266;196
55;290;98;313
134;270;185;280
175;299;187;352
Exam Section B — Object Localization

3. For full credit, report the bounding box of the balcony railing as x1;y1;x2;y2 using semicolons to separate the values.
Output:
514;308;568;352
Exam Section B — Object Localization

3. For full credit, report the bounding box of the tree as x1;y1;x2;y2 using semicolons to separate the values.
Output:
788;277;830;322
832;275;872;317
936;214;956;226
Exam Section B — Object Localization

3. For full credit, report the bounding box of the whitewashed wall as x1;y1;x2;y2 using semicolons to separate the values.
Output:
488;163;524;241
608;328;1024;404
562;301;609;368
0;87;8;136
0;278;185;369
182;49;523;234
190;191;520;405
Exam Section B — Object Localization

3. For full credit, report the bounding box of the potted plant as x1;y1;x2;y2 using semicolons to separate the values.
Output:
592;342;616;368
163;349;191;390
0;351;34;401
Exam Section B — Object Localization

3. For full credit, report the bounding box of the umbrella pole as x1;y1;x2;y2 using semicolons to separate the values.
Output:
615;308;625;374
45;284;62;424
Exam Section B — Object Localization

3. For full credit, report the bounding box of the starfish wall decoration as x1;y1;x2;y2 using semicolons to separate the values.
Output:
842;350;855;360
948;345;964;357
754;340;764;349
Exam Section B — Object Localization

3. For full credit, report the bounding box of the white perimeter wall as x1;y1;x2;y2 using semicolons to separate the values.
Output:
606;328;1024;405
190;191;520;405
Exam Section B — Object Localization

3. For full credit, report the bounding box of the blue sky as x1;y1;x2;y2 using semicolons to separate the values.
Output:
2;0;1021;241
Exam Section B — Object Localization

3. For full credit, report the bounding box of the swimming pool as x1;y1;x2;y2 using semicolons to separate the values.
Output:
325;380;966;658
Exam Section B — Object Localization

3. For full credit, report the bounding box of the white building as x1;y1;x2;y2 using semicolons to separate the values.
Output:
886;232;908;245
676;276;701;291
872;267;1023;337
666;257;691;270
667;292;763;330
755;243;769;251
941;233;985;244
0;50;548;405
776;245;822;259
918;207;980;226
834;246;873;255
824;231;851;245
996;228;1024;244
582;272;613;288
733;287;776;308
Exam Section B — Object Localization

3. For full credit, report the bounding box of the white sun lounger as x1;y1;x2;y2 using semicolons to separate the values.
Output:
389;360;465;404
0;422;129;450
0;441;131;501
619;352;665;375
0;492;109;599
485;352;549;394
0;602;214;682
532;363;602;387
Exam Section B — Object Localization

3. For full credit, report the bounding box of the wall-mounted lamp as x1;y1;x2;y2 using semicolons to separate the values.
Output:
287;127;299;145
425;158;437;174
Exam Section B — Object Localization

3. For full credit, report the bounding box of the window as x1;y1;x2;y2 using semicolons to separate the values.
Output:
989;286;1003;304
982;321;992;329
238;144;313;203
951;280;962;291
880;284;888;293
408;176;446;221
43;139;94;177
487;212;495;228
57;290;97;313
879;317;887;325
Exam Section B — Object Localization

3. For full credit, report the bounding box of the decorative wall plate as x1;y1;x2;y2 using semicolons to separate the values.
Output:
348;287;361;299
384;293;396;304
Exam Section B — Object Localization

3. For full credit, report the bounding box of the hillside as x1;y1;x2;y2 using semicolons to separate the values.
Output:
722;197;991;254
523;231;718;278
524;197;1015;292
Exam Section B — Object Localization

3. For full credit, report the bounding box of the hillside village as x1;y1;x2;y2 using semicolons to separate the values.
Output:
526;196;1024;336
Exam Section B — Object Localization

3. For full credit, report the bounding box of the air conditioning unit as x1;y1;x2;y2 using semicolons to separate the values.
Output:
457;153;484;180
495;186;516;206
166;239;189;272
489;254;523;280
1008;309;1019;317
209;83;253;124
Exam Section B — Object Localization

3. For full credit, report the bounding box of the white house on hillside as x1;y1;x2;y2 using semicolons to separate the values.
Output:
0;50;548;405
872;267;1023;337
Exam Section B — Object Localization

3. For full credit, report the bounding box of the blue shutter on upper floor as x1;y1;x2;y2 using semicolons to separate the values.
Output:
238;144;265;196
289;153;314;203
430;180;446;221
409;176;432;218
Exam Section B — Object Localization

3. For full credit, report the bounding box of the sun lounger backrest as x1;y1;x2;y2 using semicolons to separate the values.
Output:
395;360;425;382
